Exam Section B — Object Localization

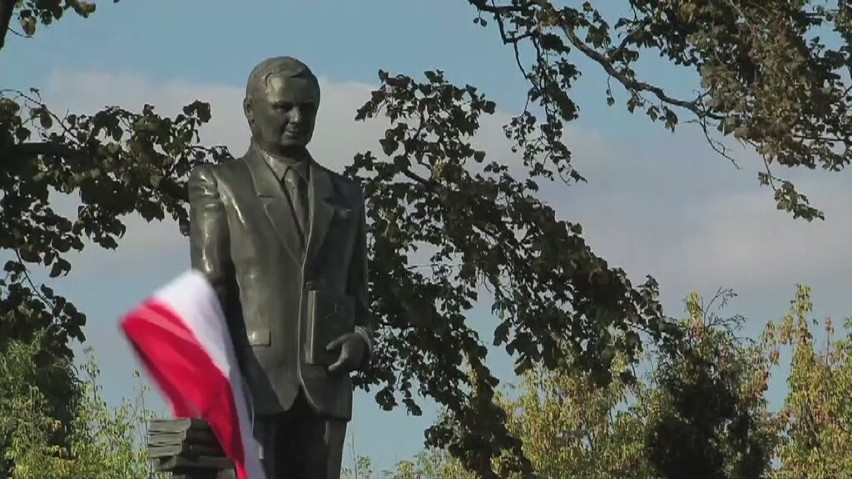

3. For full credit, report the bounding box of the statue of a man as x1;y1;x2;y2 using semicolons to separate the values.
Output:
187;56;374;478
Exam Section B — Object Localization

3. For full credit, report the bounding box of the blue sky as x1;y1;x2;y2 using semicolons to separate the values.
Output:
4;0;852;472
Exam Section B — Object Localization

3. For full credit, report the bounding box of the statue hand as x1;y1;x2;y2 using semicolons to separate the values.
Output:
326;332;366;374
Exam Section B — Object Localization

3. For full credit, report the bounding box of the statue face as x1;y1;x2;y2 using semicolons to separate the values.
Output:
246;72;320;151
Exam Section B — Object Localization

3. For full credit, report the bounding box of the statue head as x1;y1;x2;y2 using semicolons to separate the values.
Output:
243;56;321;153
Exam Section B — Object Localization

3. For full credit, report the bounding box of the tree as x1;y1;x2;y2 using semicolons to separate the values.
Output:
350;291;786;479
0;336;163;479
497;359;650;478
0;0;228;358
466;0;851;221
341;448;475;479
765;285;852;478
347;69;671;477
0;6;224;473
643;290;777;479
1;5;673;476
3;1;850;477
344;2;851;472
0;0;99;50
0;331;80;477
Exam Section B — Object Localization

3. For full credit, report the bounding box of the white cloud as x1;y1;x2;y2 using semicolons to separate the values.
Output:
681;178;852;286
39;71;387;266
38;67;852;309
34;67;852;469
43;70;387;167
40;69;619;270
40;68;852;315
513;119;850;302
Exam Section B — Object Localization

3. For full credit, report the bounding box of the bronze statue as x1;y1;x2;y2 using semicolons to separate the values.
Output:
187;56;373;478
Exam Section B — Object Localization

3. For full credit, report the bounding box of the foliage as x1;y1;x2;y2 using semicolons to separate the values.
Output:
410;288;849;479
2;1;851;477
0;86;228;358
1;5;227;471
0;0;224;366
0;0;106;50
765;285;852;479
644;290;777;479
0;331;80;477
342;448;475;479
497;359;650;478
347;291;787;479
390;449;475;479
0;337;163;479
347;68;672;476
467;0;852;221
489;291;775;479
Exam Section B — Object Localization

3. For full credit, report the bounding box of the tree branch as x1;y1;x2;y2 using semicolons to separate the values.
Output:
0;0;15;51
558;22;724;122
472;0;727;124
4;142;85;161
468;0;531;15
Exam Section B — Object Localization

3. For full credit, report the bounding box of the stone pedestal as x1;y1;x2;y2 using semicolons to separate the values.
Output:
146;418;236;479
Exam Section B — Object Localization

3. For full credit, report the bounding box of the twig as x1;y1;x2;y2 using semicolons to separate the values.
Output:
6;142;83;160
559;22;724;122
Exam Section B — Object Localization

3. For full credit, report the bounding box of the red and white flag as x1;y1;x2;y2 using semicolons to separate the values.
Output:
119;270;266;479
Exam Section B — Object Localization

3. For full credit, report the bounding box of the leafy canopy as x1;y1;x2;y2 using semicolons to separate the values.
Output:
346;287;852;479
467;0;851;221
346;69;669;475
2;0;850;477
1;337;165;479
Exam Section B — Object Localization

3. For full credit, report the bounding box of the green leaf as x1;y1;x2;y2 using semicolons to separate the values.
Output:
14;127;31;142
38;108;53;129
21;17;37;36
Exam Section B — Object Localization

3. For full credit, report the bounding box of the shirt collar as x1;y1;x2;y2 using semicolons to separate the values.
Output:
254;144;310;182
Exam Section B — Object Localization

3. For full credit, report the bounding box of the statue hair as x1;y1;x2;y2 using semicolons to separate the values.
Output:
245;56;320;100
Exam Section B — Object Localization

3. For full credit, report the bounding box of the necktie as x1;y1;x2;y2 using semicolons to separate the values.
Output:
283;167;309;240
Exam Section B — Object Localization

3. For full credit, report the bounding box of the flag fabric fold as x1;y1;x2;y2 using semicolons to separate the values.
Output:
119;269;266;479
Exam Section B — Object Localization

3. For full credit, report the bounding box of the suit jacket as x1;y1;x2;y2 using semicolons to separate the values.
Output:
187;144;373;420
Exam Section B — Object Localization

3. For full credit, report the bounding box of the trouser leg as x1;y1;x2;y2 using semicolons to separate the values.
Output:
251;392;349;478
279;392;348;479
252;415;283;479
324;420;347;479
279;392;327;478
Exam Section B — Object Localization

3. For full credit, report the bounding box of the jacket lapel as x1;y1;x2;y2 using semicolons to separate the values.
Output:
245;151;304;264
305;162;335;272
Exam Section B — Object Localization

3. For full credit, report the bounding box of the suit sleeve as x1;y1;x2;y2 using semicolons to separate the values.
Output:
348;186;375;369
188;165;231;313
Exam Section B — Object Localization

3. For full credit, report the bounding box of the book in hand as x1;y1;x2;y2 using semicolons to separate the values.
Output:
148;429;221;448
147;418;233;476
148;441;225;459
148;418;213;434
148;418;220;448
305;289;355;366
153;454;234;472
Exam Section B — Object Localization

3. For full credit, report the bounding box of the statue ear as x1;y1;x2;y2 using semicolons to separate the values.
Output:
243;97;254;124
